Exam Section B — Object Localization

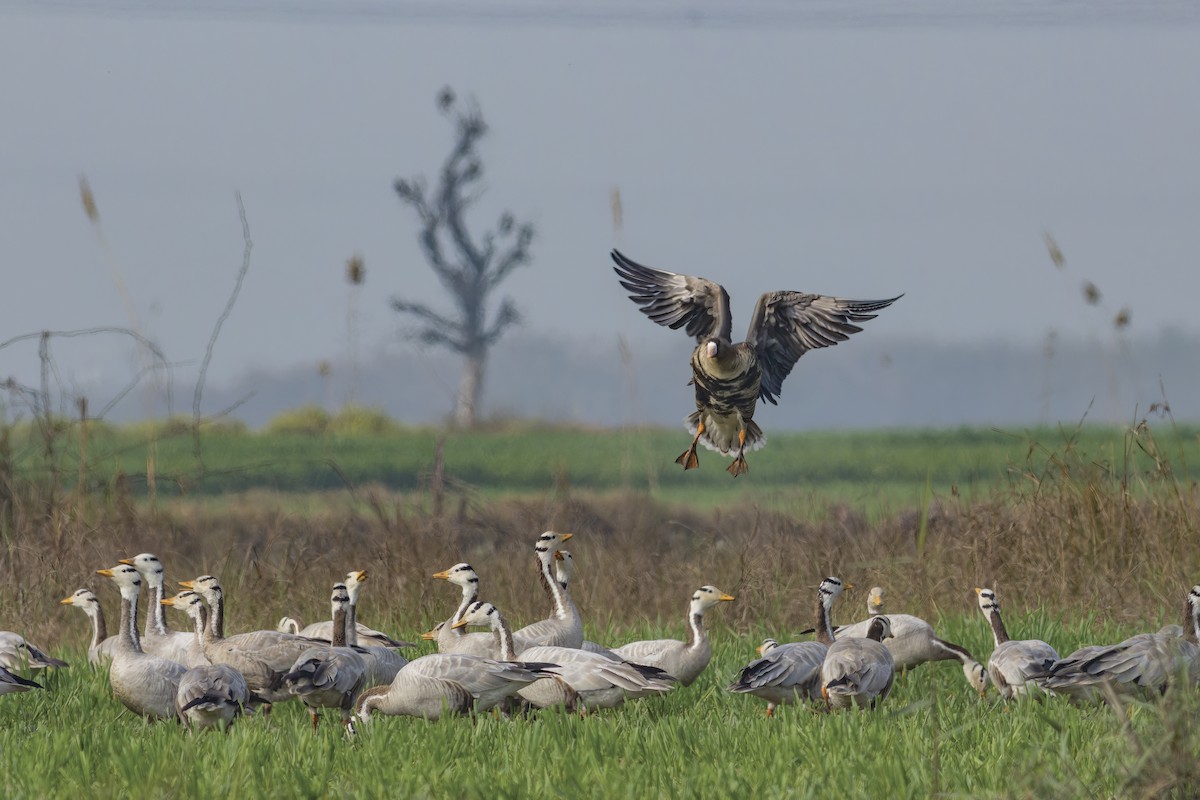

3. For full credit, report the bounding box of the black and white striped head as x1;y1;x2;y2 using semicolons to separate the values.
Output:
452;600;499;630
818;577;848;608
964;660;989;695
554;551;574;589
535;531;573;560
161;590;206;622
118;553;166;585
865;615;894;642
421;622;446;641
756;638;779;655
432;563;479;589
60;588;102;611
691;585;736;612
976;587;999;614
331;583;352;614
179;574;223;605
1189;585;1200;612
97;564;142;598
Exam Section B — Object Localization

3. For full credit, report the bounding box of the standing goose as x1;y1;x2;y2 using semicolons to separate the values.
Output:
119;553;208;668
821;615;896;710
513;532;584;650
283;584;369;735
611;249;901;475
833;586;988;696
161;591;252;731
178;574;315;707
1035;585;1200;701
610;585;735;686
0;632;68;673
340;573;409;685
456;601;672;712
975;587;1059;700
727;577;847;716
289;570;413;649
60;589;121;665
430;562;496;657
96;564;187;720
0;665;43;696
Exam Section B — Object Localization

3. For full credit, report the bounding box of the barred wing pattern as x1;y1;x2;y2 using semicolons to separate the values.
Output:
611;250;732;343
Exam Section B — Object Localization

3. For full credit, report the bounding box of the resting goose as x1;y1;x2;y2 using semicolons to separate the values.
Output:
821;616;896;710
611;249;900;476
179;574;315;707
60;589;120;666
96;564;187;720
0;631;68;673
727;577;847;716
610;585;735;686
290;570;413;649
975;587;1059;700
456;600;671;712
161;591;252;731
283;583;369;735
0;665;43;696
1035;585;1200;701
512;531;584;650
430;562;497;657
355;673;474;724
119;553;208;668
834;586;988;696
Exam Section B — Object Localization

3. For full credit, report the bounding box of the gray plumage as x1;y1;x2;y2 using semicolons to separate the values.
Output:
430;562;498;657
0;631;68;672
0;665;43;696
975;587;1059;700
355;673;474;723
283;584;369;734
162;590;250;730
512;532;584;650
120;553;208;668
60;589;121;666
610;585;735;686
612;249;900;475
821;615;896;710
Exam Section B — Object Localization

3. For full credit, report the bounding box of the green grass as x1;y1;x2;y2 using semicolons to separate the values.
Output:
3;613;1194;799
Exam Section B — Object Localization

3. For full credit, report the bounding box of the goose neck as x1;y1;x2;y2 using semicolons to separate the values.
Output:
450;582;479;638
150;578;170;636
814;593;836;646
88;604;107;651
537;553;569;620
346;603;359;647
118;590;142;653
686;607;706;650
1185;597;1199;646
332;608;348;648
988;607;1009;646
492;612;516;661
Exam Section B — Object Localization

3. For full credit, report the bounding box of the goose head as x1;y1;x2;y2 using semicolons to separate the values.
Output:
118;553;166;586
867;586;885;615
432;563;479;589
691;585;736;614
534;531;573;563
451;600;500;631
331;583;352;617
421;622;446;641
975;587;999;614
818;577;850;609
756;638;779;655
179;575;223;607
97;564;142;600
60;588;102;614
343;570;368;604
161;590;207;625
964;660;990;697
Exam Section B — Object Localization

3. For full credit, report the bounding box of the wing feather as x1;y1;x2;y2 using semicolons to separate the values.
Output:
611;250;731;343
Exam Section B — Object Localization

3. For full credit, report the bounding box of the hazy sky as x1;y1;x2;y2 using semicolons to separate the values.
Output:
2;2;1199;410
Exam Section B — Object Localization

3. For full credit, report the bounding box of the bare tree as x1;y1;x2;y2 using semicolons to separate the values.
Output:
392;87;535;428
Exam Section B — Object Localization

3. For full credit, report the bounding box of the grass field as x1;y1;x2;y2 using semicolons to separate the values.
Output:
2;611;1196;799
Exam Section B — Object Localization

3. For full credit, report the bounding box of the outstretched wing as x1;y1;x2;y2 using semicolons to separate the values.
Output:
611;250;731;343
746;292;902;404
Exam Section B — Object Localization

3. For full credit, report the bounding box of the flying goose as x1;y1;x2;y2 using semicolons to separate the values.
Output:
611;249;901;475
610;585;735;686
96;564;187;720
1034;585;1200;701
0;665;43;696
727;577;847;716
512;532;584;650
287;570;413;649
975;587;1059;700
178;574;316;707
283;583;369;735
0;631;68;673
455;600;671;712
821;615;896;710
161;591;252;731
119;553;209;668
833;586;988;696
60;589;121;665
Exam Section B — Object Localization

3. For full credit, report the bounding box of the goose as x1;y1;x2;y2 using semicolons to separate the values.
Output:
512;531;584;650
455;600;672;712
611;249;901;476
552;551;626;660
0;631;68;673
60;589;121;665
381;649;559;715
355;673;474;724
287;570;413;649
340;573;409;685
975;587;1059;700
283;583;369;735
119;553;208;668
833;586;988;696
96;564;187;720
161;591;252;731
430;562;497;657
610;585;735;685
0;665;43;696
1034;585;1200;701
178;574;316;707
821;615;896;710
727;576;847;716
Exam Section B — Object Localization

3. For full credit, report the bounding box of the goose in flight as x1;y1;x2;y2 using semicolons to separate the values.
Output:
612;249;900;475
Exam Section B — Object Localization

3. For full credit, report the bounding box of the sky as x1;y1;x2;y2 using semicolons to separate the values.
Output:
1;1;1199;422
